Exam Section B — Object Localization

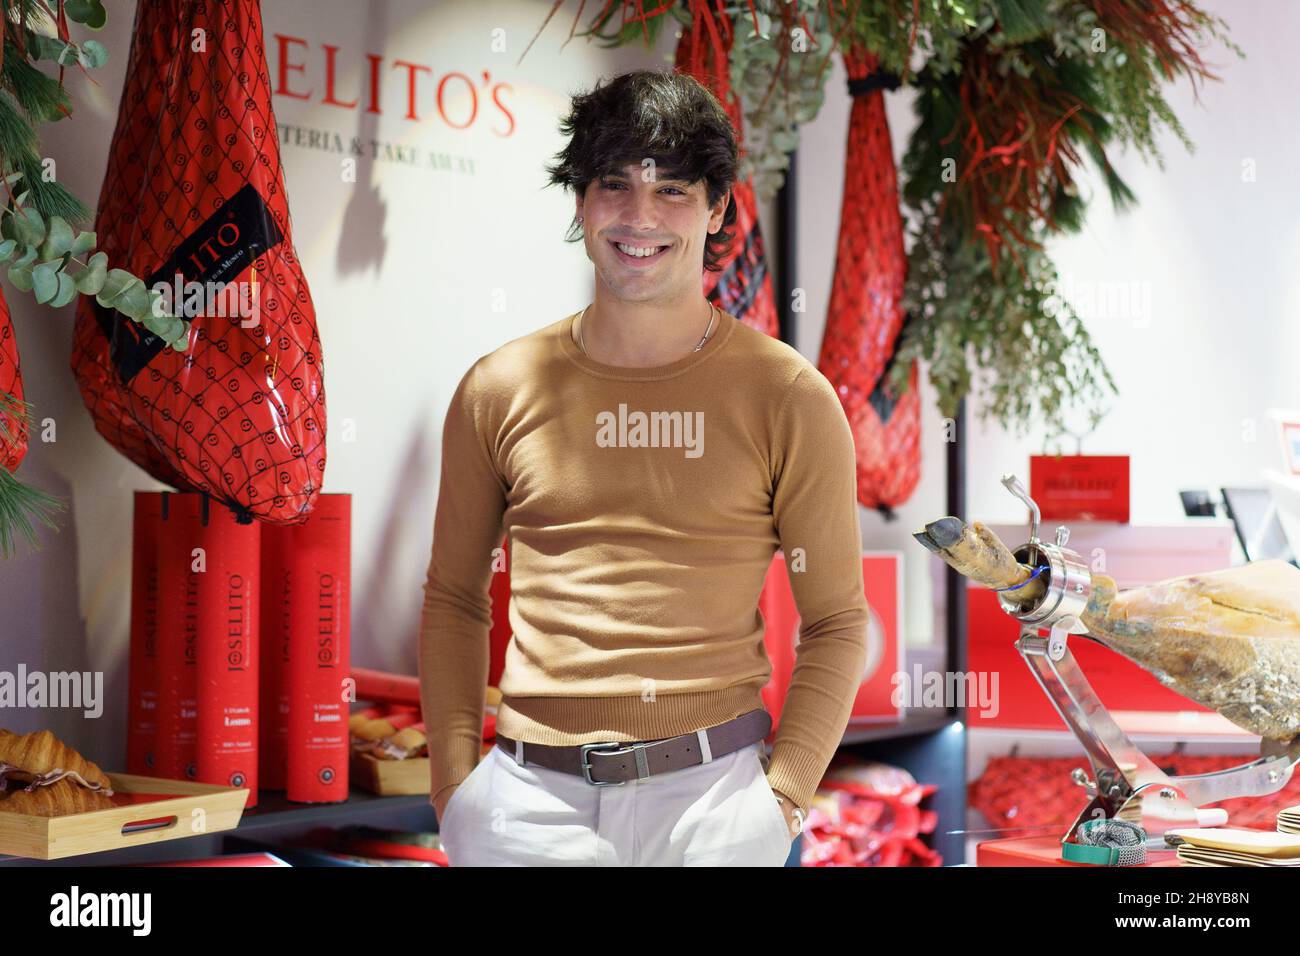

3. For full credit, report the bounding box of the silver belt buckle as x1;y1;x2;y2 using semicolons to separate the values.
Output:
578;741;639;786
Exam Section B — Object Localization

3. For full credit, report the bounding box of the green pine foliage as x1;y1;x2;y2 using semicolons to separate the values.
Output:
893;1;1237;439
571;1;1236;440
0;390;62;557
0;0;185;557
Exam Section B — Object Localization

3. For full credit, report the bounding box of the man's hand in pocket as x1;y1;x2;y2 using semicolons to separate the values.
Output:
772;786;803;839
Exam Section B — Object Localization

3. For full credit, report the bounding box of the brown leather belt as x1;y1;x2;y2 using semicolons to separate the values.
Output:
494;708;772;785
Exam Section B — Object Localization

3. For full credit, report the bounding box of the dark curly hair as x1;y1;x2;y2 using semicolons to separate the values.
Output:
544;69;739;273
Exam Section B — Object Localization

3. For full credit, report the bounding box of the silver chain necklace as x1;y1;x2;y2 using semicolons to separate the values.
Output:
577;302;717;358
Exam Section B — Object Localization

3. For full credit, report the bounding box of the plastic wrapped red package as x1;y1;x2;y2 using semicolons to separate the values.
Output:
0;287;27;473
816;48;921;516
351;668;421;708
70;0;325;524
801;758;941;867
674;18;779;338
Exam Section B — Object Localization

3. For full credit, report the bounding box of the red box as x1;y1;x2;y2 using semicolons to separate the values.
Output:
1030;455;1130;523
966;586;1213;729
127;492;163;776
286;494;351;804
193;500;260;801
978;835;1180;867
760;552;904;730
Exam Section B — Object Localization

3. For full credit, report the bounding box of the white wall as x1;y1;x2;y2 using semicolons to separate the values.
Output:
795;0;1299;646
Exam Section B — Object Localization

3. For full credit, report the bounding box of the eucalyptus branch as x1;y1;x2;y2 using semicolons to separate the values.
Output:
0;171;191;347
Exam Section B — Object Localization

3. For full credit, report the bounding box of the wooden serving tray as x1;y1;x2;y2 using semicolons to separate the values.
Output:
0;773;250;861
350;751;430;796
350;739;498;797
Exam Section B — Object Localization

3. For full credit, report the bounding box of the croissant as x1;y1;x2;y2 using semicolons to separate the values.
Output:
351;708;422;745
373;724;428;761
347;707;384;734
351;716;403;744
0;729;115;817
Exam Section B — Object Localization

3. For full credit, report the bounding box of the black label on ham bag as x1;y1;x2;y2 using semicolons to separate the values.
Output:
94;183;285;384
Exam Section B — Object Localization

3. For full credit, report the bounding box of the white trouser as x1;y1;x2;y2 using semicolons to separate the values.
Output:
437;740;796;866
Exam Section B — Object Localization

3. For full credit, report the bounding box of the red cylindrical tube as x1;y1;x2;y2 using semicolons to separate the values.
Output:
351;668;420;707
258;522;294;790
155;492;201;782
287;494;351;803
353;709;421;739
194;494;261;805
127;491;163;775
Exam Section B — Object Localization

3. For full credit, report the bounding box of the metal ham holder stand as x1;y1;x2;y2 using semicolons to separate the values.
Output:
995;473;1300;852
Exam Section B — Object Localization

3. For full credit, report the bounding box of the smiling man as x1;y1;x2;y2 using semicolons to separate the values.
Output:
419;69;868;866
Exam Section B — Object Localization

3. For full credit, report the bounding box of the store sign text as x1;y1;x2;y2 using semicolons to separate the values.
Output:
273;35;516;135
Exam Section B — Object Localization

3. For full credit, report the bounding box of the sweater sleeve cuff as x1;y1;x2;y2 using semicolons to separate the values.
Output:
765;745;827;816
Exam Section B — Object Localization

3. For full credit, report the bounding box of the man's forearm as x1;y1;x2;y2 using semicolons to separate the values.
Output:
418;583;492;803
765;366;871;813
419;360;509;803
763;607;868;812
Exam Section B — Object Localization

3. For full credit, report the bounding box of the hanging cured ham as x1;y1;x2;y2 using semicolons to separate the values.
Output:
916;516;1300;744
69;0;326;524
70;1;185;492
816;48;921;516
674;18;778;338
0;288;26;475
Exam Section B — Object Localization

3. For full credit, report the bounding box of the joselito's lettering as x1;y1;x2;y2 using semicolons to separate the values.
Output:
188;222;242;273
226;573;246;671
273;34;516;133
182;571;199;666
317;572;336;667
278;567;292;663
144;563;158;659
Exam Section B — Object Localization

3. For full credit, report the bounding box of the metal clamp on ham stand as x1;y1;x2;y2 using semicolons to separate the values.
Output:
992;473;1299;855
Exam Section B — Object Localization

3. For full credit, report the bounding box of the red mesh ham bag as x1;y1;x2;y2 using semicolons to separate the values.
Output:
674;18;778;338
0;287;26;474
816;49;921;516
70;0;325;523
970;754;1300;834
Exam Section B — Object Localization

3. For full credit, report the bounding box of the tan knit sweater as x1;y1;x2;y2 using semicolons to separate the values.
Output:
419;308;868;815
